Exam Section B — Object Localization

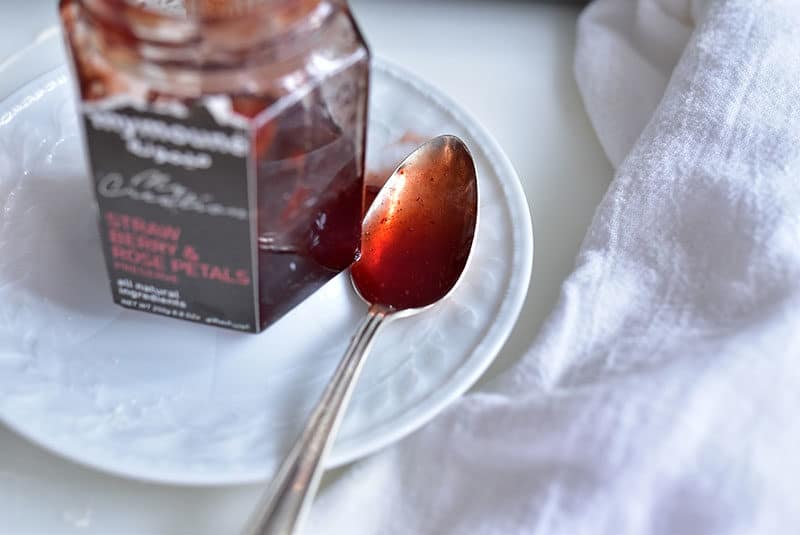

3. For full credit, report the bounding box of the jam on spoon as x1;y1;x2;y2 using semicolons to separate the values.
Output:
248;135;478;535
353;136;478;310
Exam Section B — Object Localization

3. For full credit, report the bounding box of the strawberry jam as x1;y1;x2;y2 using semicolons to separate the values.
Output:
61;0;370;332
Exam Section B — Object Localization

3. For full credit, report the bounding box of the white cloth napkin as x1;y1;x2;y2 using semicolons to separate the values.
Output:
309;0;800;533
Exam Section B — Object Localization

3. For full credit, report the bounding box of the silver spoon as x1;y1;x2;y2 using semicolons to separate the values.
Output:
247;135;478;535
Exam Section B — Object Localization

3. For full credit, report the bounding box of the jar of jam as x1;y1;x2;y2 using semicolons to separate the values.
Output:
60;0;370;332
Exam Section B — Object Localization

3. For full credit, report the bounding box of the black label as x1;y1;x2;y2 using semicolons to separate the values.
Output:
82;101;259;332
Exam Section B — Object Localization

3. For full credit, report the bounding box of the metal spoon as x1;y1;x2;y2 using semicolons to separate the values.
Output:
247;135;478;535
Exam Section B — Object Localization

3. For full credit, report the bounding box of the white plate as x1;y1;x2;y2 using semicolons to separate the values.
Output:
0;59;533;486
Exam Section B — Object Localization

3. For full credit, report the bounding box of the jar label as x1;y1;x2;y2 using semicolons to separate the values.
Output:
81;100;260;332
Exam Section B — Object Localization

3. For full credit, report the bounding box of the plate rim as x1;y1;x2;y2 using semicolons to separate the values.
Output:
0;58;534;486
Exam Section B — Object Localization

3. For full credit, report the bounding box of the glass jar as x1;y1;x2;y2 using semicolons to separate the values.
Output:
60;0;370;331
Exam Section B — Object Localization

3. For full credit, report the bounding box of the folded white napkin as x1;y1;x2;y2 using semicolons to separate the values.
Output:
309;0;800;533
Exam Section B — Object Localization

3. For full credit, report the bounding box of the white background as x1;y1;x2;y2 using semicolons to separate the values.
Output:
0;1;612;533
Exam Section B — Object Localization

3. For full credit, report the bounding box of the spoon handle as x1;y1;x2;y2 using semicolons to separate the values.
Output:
247;304;392;535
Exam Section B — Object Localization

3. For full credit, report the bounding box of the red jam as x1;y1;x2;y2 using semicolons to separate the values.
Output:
352;138;478;310
61;0;370;331
248;93;366;325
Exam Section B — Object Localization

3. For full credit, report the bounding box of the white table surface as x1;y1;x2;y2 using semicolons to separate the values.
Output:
0;1;612;533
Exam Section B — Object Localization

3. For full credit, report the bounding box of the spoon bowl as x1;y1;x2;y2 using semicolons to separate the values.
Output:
248;135;478;535
352;134;478;314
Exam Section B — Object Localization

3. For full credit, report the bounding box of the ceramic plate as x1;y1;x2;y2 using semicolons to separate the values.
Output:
0;59;533;485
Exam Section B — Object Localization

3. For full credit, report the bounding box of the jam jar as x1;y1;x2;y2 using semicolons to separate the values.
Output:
60;0;370;331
